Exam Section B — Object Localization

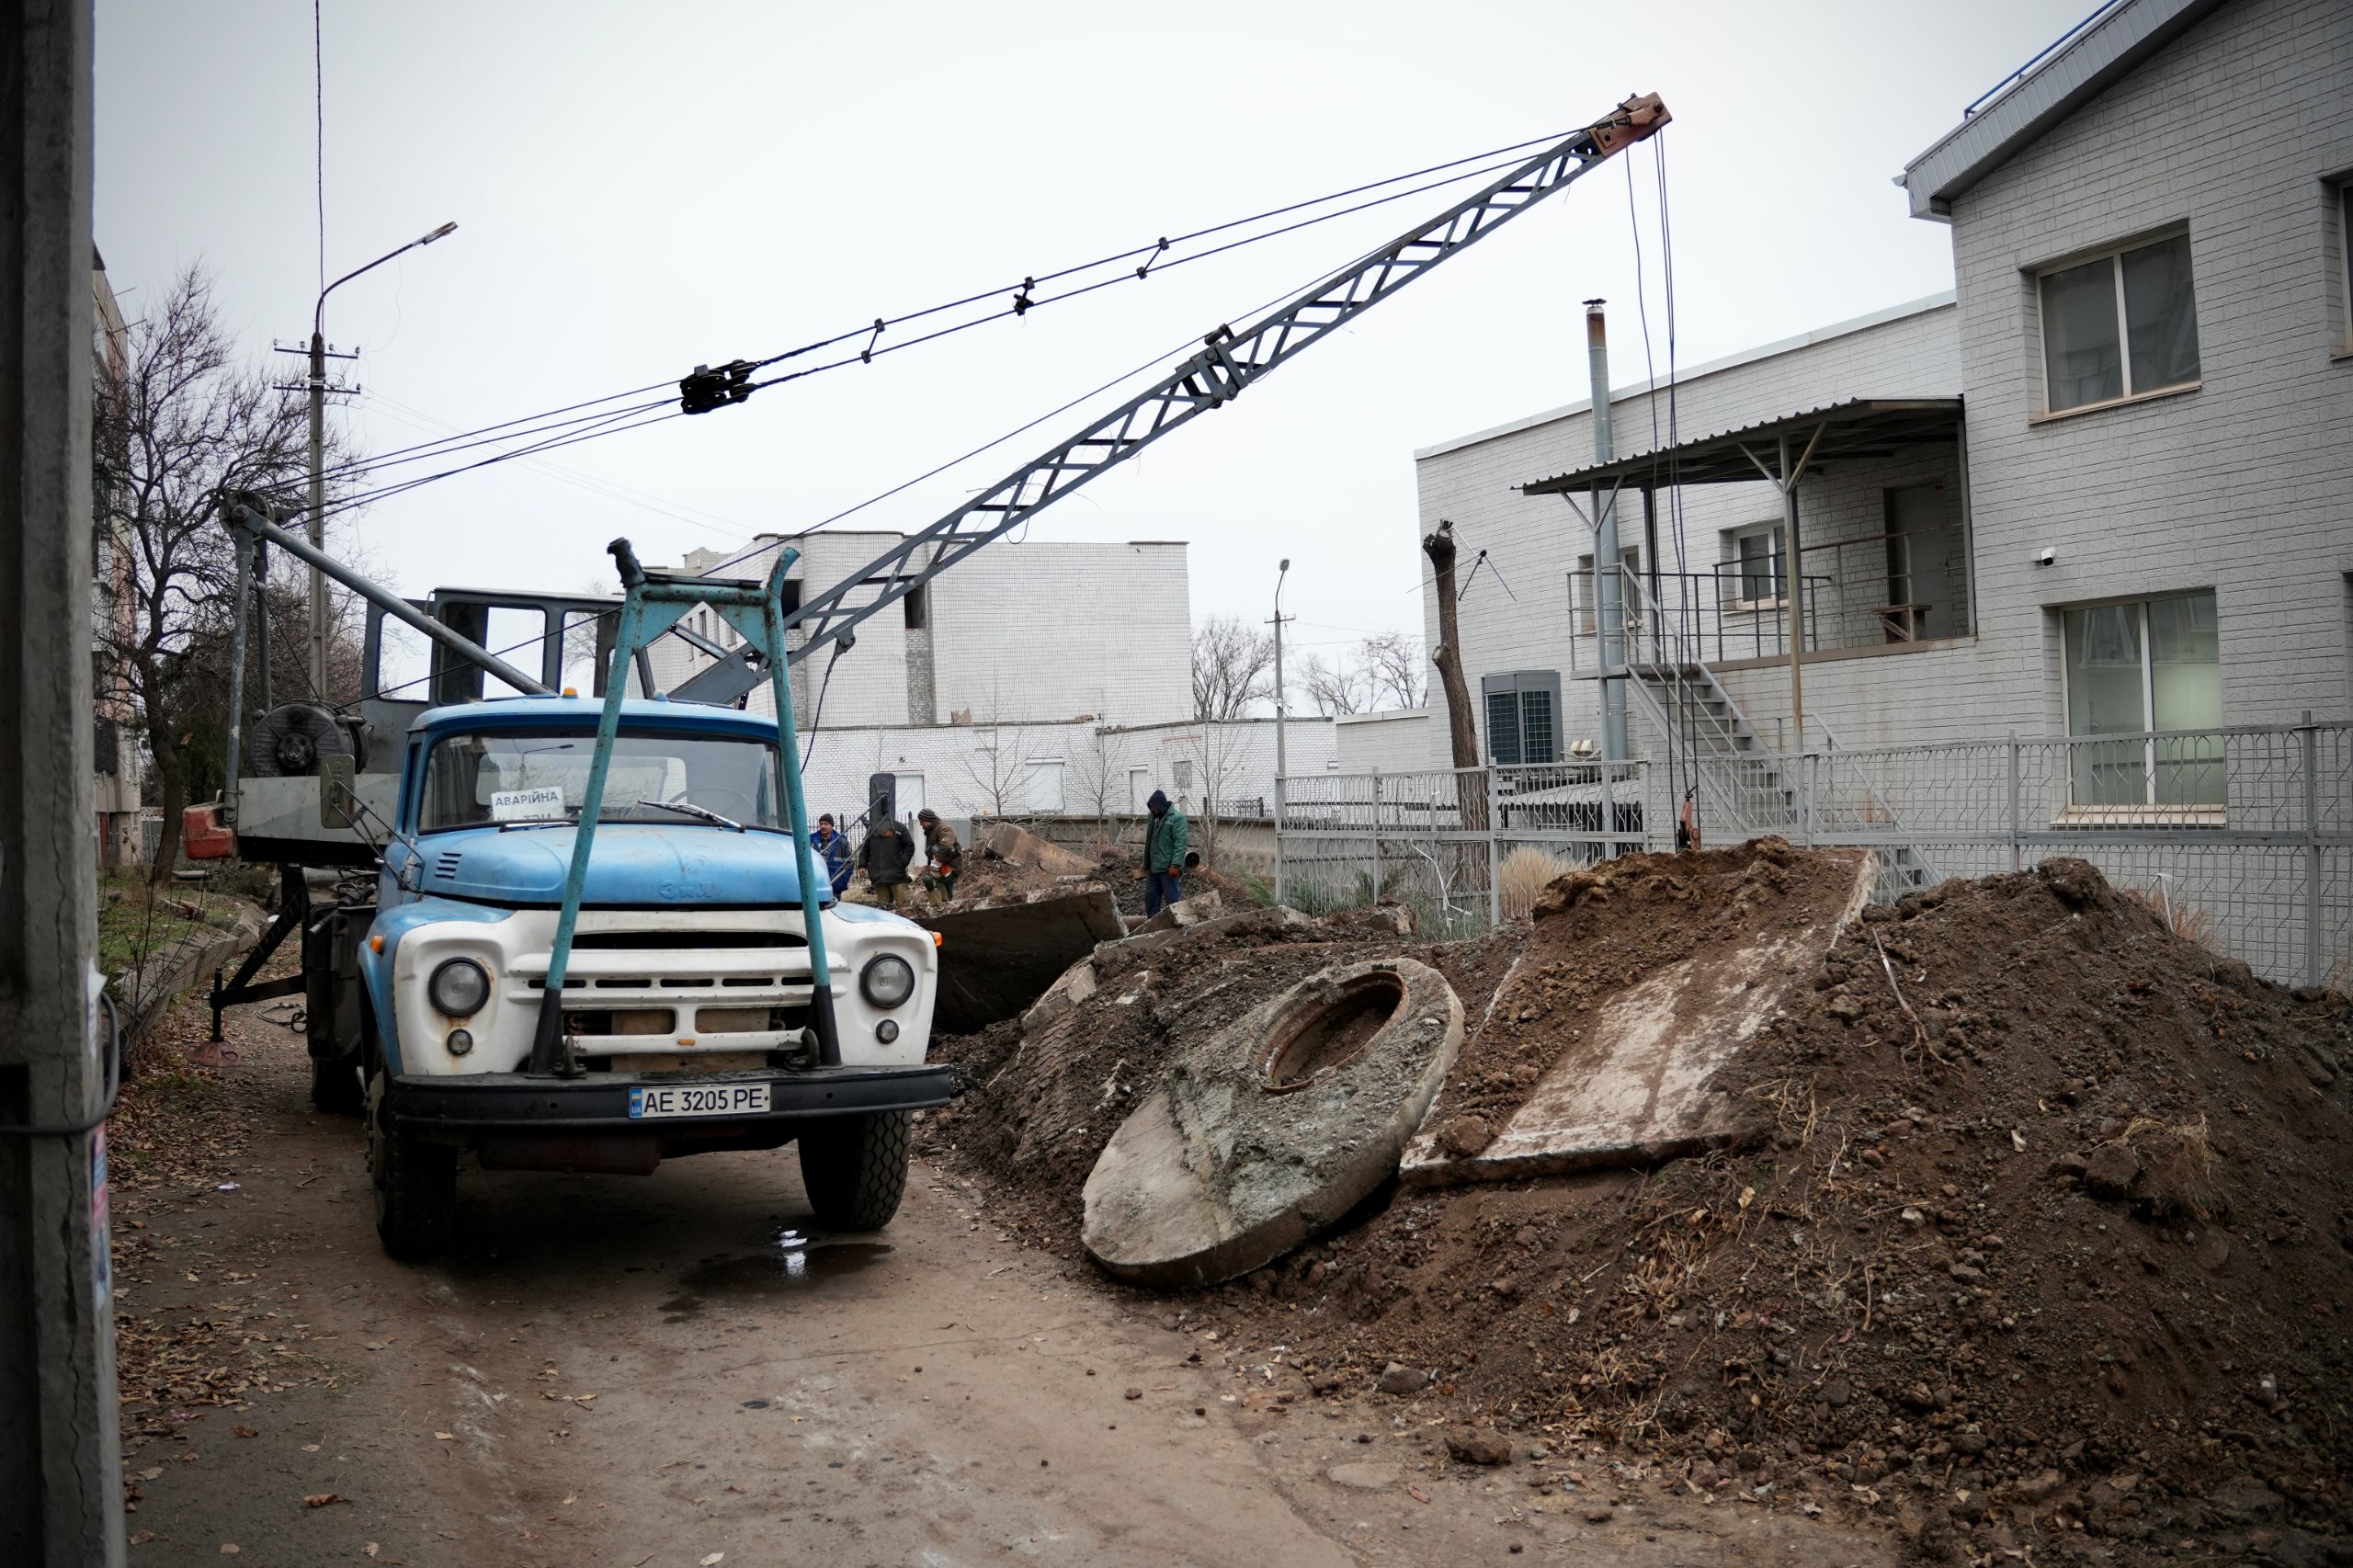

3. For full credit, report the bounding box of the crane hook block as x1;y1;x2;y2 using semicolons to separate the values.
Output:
1584;94;1671;157
679;358;756;415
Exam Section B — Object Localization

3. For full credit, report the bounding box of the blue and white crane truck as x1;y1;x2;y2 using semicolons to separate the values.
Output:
188;93;1668;1259
192;517;955;1258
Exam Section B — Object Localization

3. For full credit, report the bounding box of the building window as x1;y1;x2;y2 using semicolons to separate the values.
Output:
2337;182;2353;351
904;583;928;631
1481;670;1562;767
1724;524;1785;608
1171;759;1194;795
2061;590;2222;809
2039;233;2200;413
1573;547;1640;634
1026;759;1064;814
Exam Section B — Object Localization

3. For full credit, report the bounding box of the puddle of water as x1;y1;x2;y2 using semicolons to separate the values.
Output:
657;1232;892;1315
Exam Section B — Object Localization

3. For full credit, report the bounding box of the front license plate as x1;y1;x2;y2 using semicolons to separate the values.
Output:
628;1083;772;1119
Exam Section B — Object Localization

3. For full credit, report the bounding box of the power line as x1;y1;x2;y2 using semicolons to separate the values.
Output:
309;132;1565;506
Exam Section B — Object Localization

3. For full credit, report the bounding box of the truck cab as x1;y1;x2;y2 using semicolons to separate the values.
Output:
355;694;953;1256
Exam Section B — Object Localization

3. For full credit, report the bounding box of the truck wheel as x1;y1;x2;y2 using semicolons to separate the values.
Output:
367;1069;455;1260
797;1111;910;1232
312;1051;364;1116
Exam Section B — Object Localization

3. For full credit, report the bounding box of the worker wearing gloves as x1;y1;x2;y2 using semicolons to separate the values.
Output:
1142;789;1188;917
917;809;961;903
859;805;916;909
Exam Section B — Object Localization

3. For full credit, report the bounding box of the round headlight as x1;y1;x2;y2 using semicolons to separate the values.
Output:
875;1018;900;1044
859;953;915;1009
428;958;492;1017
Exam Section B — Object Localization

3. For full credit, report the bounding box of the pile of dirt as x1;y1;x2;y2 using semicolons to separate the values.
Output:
926;827;1252;916
1411;838;1869;1168
929;848;2353;1564
920;903;1523;1247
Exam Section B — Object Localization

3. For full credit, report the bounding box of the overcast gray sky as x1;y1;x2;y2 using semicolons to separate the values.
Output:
96;0;2078;665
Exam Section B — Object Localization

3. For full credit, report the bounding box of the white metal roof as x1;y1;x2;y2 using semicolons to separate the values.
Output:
1412;291;1954;462
1899;0;2232;222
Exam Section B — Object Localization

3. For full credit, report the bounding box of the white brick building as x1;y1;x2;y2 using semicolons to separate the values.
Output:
1400;0;2350;787
646;529;1337;846
650;531;1192;729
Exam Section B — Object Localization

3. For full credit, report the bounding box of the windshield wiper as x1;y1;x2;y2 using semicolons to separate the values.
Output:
634;798;744;832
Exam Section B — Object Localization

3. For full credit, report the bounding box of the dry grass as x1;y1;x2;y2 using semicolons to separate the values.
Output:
2122;881;2222;952
1498;846;1574;922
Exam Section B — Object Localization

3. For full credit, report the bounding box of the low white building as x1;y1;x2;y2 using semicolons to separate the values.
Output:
648;529;1337;850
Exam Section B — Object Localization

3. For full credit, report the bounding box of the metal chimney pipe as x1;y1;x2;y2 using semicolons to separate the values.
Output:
1586;300;1628;766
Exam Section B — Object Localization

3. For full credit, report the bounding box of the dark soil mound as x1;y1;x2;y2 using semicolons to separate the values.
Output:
1181;858;2353;1562
921;905;1522;1247
1418;838;1868;1156
928;850;2353;1564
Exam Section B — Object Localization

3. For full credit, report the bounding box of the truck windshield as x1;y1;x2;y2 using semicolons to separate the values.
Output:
416;729;786;834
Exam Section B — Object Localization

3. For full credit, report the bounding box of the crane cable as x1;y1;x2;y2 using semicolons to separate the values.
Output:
349;127;1612;706
300;131;1572;513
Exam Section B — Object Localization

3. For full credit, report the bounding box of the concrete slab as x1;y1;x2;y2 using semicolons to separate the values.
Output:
973;821;1100;879
1399;849;1876;1187
1082;958;1462;1289
920;884;1129;1035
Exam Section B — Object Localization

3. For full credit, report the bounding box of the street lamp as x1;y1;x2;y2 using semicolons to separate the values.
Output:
304;221;458;696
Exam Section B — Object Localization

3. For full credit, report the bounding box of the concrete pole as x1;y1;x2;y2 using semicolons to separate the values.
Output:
1586;301;1627;765
0;2;126;1563
1780;432;1805;756
307;329;326;698
1269;559;1289;904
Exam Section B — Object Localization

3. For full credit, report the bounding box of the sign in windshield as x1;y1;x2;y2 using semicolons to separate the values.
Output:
418;730;784;834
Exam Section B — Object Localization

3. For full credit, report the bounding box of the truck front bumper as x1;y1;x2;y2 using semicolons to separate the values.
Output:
385;1063;958;1132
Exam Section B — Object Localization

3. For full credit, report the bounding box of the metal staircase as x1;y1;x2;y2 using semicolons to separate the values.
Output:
1613;568;1940;892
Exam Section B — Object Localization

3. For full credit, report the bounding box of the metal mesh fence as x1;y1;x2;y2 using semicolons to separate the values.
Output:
1278;722;2350;987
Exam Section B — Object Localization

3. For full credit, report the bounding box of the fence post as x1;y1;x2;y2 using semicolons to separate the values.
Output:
2302;711;2321;989
1798;750;1813;847
2007;731;2021;873
1598;754;1617;859
1486;767;1502;929
1369;768;1382;905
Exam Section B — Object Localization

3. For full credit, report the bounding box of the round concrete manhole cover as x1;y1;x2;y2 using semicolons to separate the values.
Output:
1081;957;1462;1289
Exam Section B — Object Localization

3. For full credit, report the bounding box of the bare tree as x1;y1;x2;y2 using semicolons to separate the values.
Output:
93;267;347;879
1360;631;1428;710
1299;651;1371;717
1183;720;1257;868
1065;725;1131;846
1191;614;1273;720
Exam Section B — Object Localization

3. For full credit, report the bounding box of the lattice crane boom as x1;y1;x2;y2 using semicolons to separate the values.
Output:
758;94;1667;668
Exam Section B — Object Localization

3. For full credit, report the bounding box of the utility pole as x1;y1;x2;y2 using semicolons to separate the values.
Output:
306;327;327;692
1268;559;1291;904
1586;301;1628;765
298;221;458;697
0;2;124;1563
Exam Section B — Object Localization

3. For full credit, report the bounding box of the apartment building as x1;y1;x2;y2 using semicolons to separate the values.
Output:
1407;0;2350;787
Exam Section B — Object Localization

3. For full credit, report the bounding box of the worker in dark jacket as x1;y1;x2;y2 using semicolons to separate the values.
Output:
859;806;915;909
813;813;853;898
916;809;961;903
1142;789;1188;917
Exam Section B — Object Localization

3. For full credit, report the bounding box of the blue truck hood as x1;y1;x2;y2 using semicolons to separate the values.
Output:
414;824;826;908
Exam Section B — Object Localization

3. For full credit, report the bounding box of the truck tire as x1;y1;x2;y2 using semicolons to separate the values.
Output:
312;1051;364;1116
368;1069;455;1260
797;1111;910;1232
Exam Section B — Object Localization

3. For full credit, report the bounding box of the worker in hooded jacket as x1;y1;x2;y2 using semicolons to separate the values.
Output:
917;808;961;902
859;805;915;908
1142;789;1188;917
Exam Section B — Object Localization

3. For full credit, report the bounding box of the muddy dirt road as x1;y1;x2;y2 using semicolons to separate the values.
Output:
113;997;1891;1567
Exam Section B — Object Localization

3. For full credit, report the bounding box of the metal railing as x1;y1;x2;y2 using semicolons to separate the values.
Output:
1278;719;2351;987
